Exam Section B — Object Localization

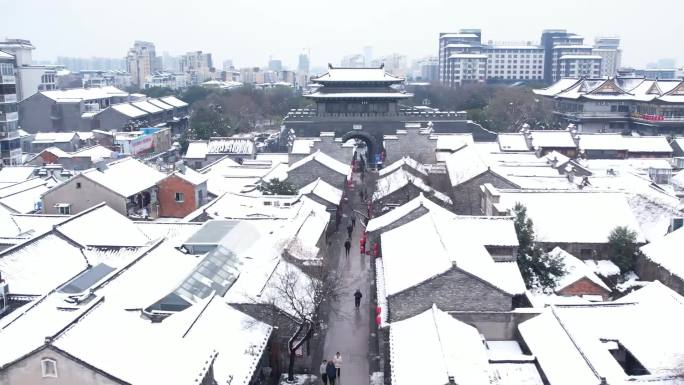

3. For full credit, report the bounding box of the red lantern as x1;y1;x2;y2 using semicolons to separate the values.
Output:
375;316;382;326
376;306;382;315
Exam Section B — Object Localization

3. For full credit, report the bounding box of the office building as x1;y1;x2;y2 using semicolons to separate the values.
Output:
593;37;622;77
179;51;213;84
268;58;283;72
298;53;310;74
126;41;160;88
418;57;439;82
541;30;601;82
0;51;21;164
341;54;365;68
222;59;234;71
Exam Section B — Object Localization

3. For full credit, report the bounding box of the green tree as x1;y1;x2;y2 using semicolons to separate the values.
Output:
258;178;297;195
141;86;175;98
181;86;214;105
189;104;232;140
608;226;642;273
511;203;565;289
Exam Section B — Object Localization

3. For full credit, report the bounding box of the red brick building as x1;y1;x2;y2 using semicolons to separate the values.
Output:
550;247;612;300
157;166;208;218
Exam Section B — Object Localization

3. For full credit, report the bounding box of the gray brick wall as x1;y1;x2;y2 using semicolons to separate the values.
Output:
383;129;437;165
18;93;54;133
387;267;513;322
636;255;684;295
287;160;347;190
453;171;516;215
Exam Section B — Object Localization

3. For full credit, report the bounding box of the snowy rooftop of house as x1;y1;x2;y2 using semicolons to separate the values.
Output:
78;157;166;198
288;150;351;176
173;166;208;186
434;133;474;152
283;198;330;261
160;95;189;108
498;133;530;152
583;259;620;278
184;141;208;159
373;168;452;205
183;220;239;247
40;86;128;102
290;138;316;155
186;192;305;221
207;137;255;155
577;133;627;151
54;204;150;247
445;145;491;187
110;103;147;118
33;132;78;143
0;167;36;185
548;247;611;293
380;212;524;296
529;130;576;148
390;305;491;385
624;136;673;153
519;299;684;385
640;226;684;281
311;66;404;83
0;182;49;214
492;189;645;244
70;145;116;160
131;100;164;114
616;280;684;307
379;156;428;177
146;98;174;110
299;178;342;206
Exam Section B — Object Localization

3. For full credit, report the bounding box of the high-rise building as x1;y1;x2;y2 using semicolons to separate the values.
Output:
126;41;160;87
418;57;439;82
222;60;234;71
0;51;21;164
0;39;57;100
593;37;622;77
298;53;310;74
540;30;601;82
268;58;283;72
341;54;366;68
363;46;373;67
179;51;213;84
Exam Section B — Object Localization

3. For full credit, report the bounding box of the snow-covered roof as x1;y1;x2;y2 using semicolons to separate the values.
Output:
288;150;351;176
624;136;673;153
390;305;491;385
146;98;174;111
78;157;166;198
583;259;620;277
380;212;523;296
160;95;189;108
378;156;428;177
0;183;48;214
184;141;208;159
172;167;208;186
305;92;413;99
519;301;684;384
548;247;611;293
0;167;36;184
373;168;452;205
529;130;576;149
445;145;491;187
131;100;164;114
33;132;78;143
207;137;255;155
40;86;128;102
299;178;342;206
70;145;116;160
55;204;150;247
434;133;474;152
285;198;330;260
311;67;404;83
493;190;645;244
616;280;684;307
290;139;315;155
640;226;684;282
498;133;530;152
110;103;147;118
577;133;626;151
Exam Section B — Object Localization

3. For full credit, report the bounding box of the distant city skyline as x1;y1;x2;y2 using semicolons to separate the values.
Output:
3;0;683;71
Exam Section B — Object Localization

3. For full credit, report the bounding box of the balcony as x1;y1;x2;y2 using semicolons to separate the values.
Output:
556;111;630;120
0;94;17;104
0;75;15;85
0;112;18;123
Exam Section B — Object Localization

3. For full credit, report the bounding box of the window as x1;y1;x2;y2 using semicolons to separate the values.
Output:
41;358;58;378
55;203;70;215
76;182;81;189
175;192;184;202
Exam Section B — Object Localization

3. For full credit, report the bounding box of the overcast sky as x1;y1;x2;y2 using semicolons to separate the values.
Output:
2;0;682;70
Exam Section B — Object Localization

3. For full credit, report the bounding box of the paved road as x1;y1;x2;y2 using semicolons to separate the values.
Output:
321;172;372;385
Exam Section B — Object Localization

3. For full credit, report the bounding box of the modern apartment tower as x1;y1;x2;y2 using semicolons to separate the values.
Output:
126;41;160;88
593;37;622;77
179;51;213;84
0;51;21;164
540;30;601;82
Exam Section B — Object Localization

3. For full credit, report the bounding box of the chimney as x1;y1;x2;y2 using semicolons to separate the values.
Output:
175;160;186;173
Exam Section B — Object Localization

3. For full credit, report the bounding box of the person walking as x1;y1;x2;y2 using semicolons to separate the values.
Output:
344;239;351;258
346;223;353;238
351;216;356;229
354;289;363;308
333;352;343;378
320;360;328;385
326;359;337;385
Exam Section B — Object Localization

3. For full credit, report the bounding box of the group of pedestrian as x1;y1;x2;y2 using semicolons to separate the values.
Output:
319;352;342;385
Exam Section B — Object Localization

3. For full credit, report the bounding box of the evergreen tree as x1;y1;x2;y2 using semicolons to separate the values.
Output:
258;178;297;195
511;203;565;289
608;226;642;273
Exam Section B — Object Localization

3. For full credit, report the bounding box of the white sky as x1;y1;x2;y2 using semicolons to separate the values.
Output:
2;0;682;69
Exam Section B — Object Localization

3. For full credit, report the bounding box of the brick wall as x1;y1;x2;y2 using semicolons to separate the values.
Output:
383;129;437;165
557;277;610;300
286;161;347;190
387;267;513;322
157;174;197;218
453;171;516;215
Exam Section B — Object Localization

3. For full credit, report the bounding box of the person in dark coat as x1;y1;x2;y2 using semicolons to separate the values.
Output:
351;216;356;229
354;289;363;308
346;223;353;238
320;360;328;385
344;239;351;258
326;360;337;385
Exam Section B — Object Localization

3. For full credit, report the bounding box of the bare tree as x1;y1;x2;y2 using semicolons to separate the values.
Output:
256;257;345;383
